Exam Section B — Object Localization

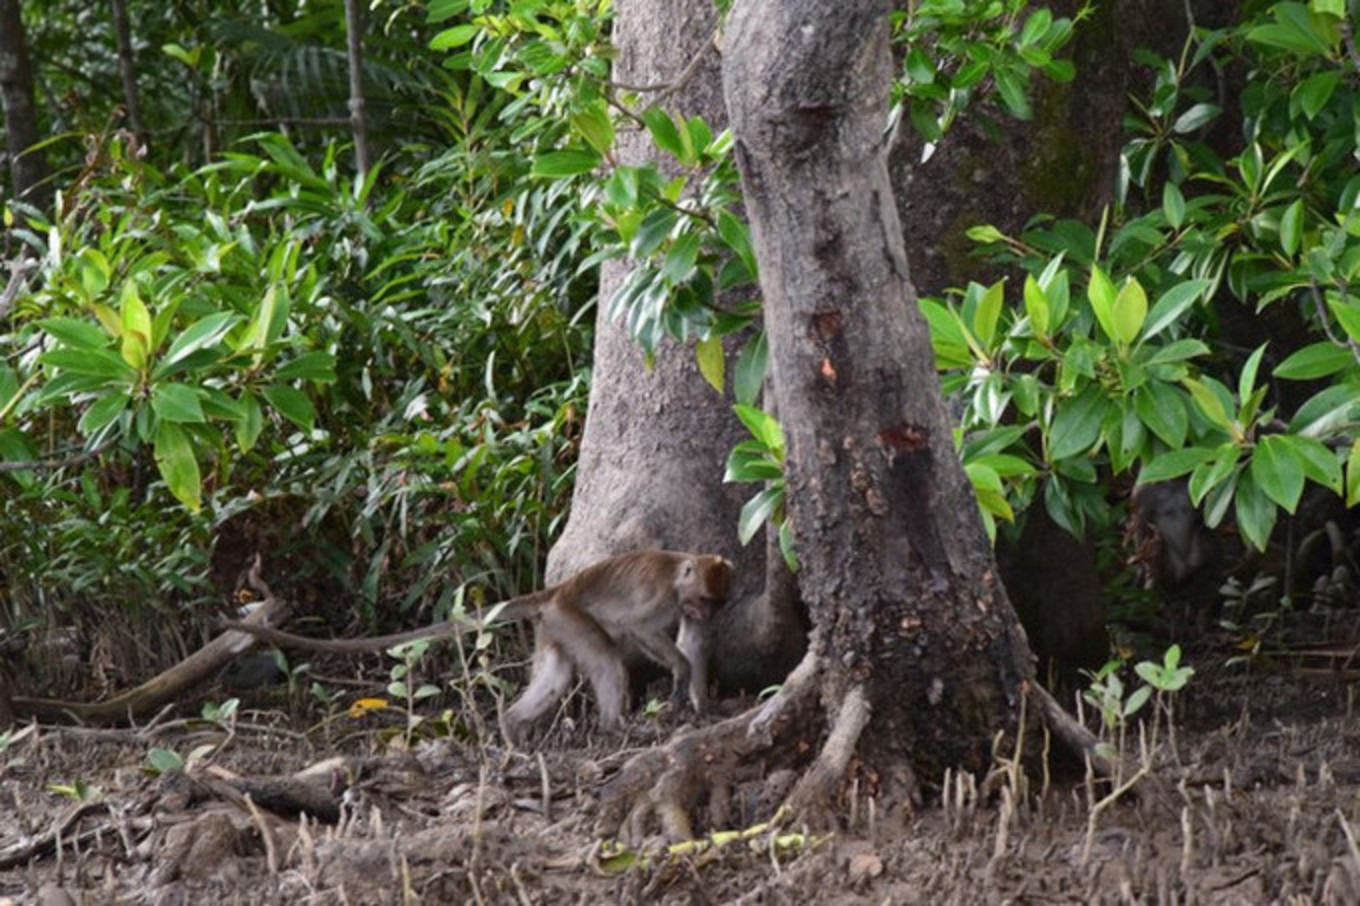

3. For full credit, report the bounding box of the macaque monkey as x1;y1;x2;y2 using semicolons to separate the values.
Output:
229;550;733;739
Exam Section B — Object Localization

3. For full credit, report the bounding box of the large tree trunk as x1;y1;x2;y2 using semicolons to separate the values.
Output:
724;0;1037;801
546;0;804;691
0;0;49;209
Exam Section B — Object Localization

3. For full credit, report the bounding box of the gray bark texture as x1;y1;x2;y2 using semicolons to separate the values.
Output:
0;0;48;208
724;0;1036;790
546;0;804;690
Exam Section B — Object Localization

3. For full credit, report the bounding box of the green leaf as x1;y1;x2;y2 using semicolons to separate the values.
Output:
1276;342;1355;379
571;101;615;156
661;232;701;285
155;312;241;378
1139;446;1217;483
78;390;131;435
905;47;935;84
733;330;767;406
1251;434;1305;512
1246;4;1336;56
1289;384;1360;438
733;403;784;455
1293;69;1340;120
263;384;315;431
1189;444;1242;507
1327;296;1360;342
1280;199;1304;256
275;351;338;382
993;67;1031;120
153;421;201;512
120;282;153;370
1183;378;1234;434
1023;274;1049;336
641;107;686;162
1234;472;1277;551
965;462;1015;523
717;211;757;279
1284;434;1343;494
1162;182;1185;229
40;347;137;380
1134;382;1188;447
1087;265;1118;344
40;317;109;350
151;383;206;424
1142;280;1210;341
972;280;1004;347
430;23;479;50
1048;386;1107;461
1172;103;1220;134
695;336;724;394
631;207;679;258
1112;277;1148;347
1238;343;1267;404
1348;439;1360;507
236;392;263;453
530;148;601;179
737;486;783;545
725;440;784;482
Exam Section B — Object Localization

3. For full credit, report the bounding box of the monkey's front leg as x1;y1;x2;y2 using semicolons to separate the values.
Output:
675;617;708;714
631;631;700;715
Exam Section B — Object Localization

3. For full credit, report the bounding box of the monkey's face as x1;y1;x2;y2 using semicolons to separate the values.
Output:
678;555;732;621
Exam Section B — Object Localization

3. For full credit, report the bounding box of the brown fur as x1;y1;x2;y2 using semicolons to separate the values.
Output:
227;550;733;740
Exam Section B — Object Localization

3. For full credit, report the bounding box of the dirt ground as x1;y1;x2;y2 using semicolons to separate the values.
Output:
2;642;1359;905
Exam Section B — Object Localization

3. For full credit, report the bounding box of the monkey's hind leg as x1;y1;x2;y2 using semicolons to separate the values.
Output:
541;603;629;733
505;636;575;743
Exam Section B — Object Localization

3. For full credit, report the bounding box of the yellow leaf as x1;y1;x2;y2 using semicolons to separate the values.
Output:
348;697;390;718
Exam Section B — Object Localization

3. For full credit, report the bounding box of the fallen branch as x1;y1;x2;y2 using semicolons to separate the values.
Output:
11;556;287;724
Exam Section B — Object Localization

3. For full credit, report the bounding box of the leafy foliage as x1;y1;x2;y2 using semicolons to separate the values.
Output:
925;0;1360;548
1;3;594;627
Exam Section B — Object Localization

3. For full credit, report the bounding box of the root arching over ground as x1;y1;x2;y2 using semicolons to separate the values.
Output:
594;642;1106;843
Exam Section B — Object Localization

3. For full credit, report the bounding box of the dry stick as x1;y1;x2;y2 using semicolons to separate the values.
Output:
1081;723;1153;867
536;751;552;822
0;258;35;319
610;29;718;100
0;438;114;473
1339;808;1360;881
242;793;280;876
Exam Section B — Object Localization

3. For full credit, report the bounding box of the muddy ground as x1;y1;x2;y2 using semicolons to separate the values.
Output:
2;640;1359;905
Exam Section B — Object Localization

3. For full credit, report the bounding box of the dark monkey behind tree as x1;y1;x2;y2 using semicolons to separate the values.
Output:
231;550;733;741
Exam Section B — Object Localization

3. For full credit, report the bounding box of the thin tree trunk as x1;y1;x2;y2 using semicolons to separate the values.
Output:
0;0;49;209
109;0;148;150
725;0;1037;802
343;0;371;181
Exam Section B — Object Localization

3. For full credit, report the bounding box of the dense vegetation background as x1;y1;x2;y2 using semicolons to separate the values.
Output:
2;0;1358;706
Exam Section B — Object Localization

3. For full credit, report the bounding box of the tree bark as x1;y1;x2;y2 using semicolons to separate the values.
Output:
724;0;1037;801
109;0;148;151
0;0;49;209
546;0;804;691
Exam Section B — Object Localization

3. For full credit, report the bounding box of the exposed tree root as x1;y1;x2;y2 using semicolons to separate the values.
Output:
783;685;870;819
597;647;1117;843
10;555;285;725
596;648;824;842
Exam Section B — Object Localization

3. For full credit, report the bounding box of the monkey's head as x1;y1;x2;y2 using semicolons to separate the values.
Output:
677;554;733;622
